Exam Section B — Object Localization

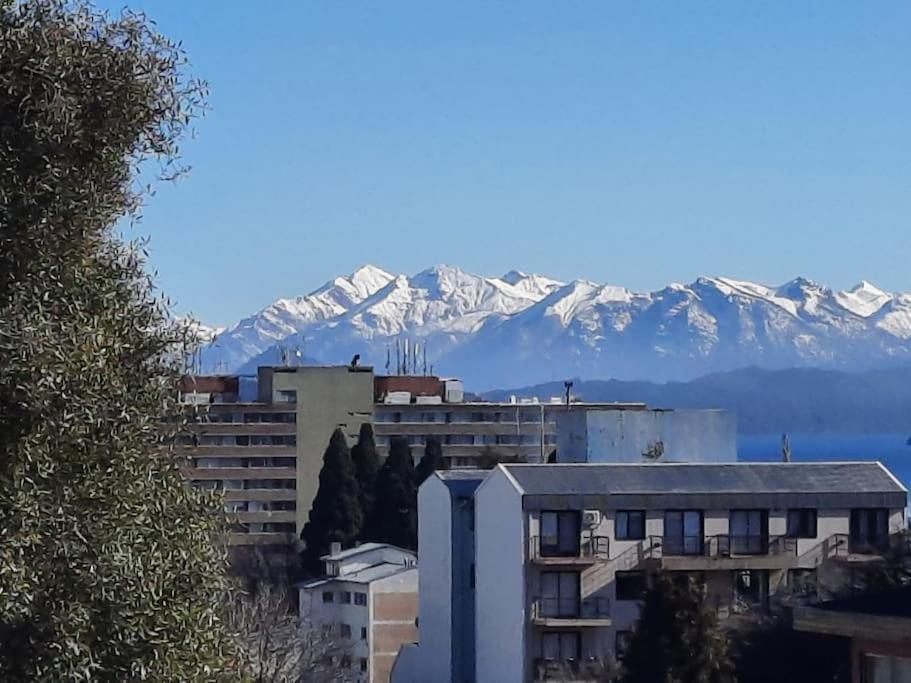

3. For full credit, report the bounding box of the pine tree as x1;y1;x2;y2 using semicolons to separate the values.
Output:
351;422;381;528
0;2;235;679
364;436;418;549
300;429;363;576
621;573;735;683
415;435;448;486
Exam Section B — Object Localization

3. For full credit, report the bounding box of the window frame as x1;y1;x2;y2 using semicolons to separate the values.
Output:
615;570;648;601
354;591;368;606
321;591;334;604
786;509;818;539
616;510;646;541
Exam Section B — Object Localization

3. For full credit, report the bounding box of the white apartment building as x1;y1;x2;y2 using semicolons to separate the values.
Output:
474;462;907;683
299;543;418;683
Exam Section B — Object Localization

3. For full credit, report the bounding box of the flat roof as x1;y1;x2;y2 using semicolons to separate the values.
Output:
501;462;907;496
298;562;415;588
320;542;414;562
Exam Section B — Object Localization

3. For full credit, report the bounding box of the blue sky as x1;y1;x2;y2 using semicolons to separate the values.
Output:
101;1;911;325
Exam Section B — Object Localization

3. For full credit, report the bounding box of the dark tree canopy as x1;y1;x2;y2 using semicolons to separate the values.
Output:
621;574;735;683
300;429;363;576
364;436;417;549
0;1;233;679
351;422;380;530
415;435;448;486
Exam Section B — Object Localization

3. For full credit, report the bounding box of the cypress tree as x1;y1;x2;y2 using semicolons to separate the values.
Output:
351;422;381;527
415;435;448;486
0;2;235;678
364;436;417;549
621;573;735;683
301;429;363;576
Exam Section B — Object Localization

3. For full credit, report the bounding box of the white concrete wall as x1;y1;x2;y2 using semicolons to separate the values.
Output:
475;469;525;683
300;579;370;670
416;476;453;683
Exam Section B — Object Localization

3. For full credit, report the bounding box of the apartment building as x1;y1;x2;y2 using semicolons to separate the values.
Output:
472;462;907;683
299;543;418;683
178;365;373;546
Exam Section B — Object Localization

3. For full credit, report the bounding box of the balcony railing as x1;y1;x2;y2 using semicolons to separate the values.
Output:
533;658;611;681
530;535;610;562
531;596;611;621
649;534;797;558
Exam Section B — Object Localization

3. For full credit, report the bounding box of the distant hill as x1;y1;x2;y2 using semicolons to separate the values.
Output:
484;366;911;435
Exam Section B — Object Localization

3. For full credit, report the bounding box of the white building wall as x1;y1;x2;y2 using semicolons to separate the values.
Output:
300;579;370;676
475;469;525;683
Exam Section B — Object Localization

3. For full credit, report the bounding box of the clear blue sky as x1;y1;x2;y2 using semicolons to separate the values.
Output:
100;1;911;326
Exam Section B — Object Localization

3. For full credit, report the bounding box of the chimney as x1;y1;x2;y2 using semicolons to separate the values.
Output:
329;542;342;556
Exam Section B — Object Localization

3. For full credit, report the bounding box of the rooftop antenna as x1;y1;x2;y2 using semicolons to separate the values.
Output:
423;345;428;376
781;433;792;463
385;346;391;374
564;380;574;408
395;338;401;375
413;342;419;375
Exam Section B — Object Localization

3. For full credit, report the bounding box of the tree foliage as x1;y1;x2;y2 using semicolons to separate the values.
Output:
621;574;735;683
364;436;417;549
414;435;448;486
0;1;234;679
351;422;380;530
300;429;363;576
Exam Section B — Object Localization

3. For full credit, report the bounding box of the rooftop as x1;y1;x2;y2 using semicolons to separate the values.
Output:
320;542;414;562
435;468;490;496
501;462;907;496
298;562;415;588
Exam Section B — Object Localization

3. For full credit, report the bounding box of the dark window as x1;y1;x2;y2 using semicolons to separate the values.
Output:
340;624;351;639
340;591;351;604
729;509;768;554
360;658;368;672
354;592;367;606
361;627;367;640
539;571;580;618
786;509;817;538
541;631;581;660
615;571;647;601
322;591;333;604
469;563;476;589
664;510;704;555
850;509;889;553
539;511;581;557
615;631;633;660
616;510;646;540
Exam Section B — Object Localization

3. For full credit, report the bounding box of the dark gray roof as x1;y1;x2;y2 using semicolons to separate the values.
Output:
435;469;489;496
502;462;906;496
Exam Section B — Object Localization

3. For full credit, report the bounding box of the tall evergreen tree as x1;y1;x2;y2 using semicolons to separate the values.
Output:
415;435;448;486
621;573;735;683
351;422;380;528
300;429;363;576
0;1;235;679
364;436;417;549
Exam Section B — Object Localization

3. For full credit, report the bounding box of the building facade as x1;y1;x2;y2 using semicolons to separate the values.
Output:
299;543;418;683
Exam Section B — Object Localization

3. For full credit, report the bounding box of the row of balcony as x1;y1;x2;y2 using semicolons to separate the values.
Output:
531;596;611;627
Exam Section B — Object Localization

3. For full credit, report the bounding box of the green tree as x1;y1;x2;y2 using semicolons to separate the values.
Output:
415;435;448;486
364;436;417;549
351;422;380;529
0;1;235;679
300;429;363;576
621;574;735;683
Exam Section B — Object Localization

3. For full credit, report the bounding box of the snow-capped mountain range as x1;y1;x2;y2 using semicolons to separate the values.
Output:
198;265;911;390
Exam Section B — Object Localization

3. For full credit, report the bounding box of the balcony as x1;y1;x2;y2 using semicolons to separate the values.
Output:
530;535;610;565
650;534;799;570
533;658;611;682
531;596;611;627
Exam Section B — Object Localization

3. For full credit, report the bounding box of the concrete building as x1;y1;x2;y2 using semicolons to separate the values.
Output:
793;585;911;682
299;543;418;683
395;461;907;682
556;408;737;463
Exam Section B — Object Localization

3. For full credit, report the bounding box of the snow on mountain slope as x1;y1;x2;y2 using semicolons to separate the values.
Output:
204;266;911;388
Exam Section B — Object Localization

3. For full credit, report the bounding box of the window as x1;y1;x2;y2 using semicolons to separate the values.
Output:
539;571;580;618
541;631;580;661
616;510;646;540
615;571;647;601
850;508;889;553
539;511;581;557
786;509;817;538
340;591;351;604
729;510;768;554
340;624;351;639
360;658;368;672
615;631;633;660
354;592;367;606
360;627;367;640
469;563;475;589
664;510;704;555
322;591;334;604
862;653;911;683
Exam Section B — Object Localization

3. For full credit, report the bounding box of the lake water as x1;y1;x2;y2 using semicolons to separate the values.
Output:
738;433;911;488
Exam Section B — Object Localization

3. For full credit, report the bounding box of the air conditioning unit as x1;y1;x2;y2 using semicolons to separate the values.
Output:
582;509;602;528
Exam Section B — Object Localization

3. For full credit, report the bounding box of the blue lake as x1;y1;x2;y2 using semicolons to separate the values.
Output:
738;433;911;488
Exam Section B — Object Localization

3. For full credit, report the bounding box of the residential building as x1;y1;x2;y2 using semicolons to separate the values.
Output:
473;462;906;682
793;585;911;682
299;543;418;683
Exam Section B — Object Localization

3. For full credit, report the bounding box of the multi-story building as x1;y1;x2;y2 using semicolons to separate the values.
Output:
394;461;907;683
299;543;418;683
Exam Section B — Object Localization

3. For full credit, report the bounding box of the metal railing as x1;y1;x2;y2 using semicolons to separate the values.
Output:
533;658;611;681
650;534;798;558
530;534;610;561
532;596;611;620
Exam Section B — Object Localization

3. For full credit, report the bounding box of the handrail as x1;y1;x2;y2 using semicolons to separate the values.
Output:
531;596;611;620
649;534;797;558
530;534;610;560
